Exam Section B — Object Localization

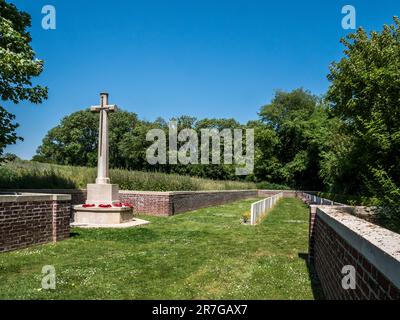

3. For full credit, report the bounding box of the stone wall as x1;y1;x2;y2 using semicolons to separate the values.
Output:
0;193;71;253
310;206;400;300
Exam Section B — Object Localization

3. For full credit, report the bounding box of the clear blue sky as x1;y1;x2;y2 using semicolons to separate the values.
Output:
4;0;399;159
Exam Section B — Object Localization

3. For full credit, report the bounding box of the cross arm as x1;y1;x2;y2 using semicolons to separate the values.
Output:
90;105;118;112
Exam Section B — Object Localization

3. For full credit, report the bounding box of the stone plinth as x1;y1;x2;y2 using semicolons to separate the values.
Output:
71;217;150;229
73;205;133;225
86;183;119;205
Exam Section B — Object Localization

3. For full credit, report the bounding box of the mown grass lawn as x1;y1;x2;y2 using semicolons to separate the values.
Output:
0;198;322;300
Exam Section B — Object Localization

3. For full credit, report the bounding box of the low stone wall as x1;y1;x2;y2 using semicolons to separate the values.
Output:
0;193;71;253
310;206;400;300
120;190;261;216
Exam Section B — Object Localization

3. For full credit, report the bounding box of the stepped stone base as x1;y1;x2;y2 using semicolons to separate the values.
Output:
71;218;150;229
73;205;133;225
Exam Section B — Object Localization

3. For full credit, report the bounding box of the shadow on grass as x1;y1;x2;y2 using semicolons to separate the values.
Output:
298;253;325;300
69;232;81;238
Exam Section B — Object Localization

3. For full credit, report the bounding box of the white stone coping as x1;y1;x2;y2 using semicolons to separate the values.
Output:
0;189;85;193
316;206;400;290
119;189;259;196
0;193;71;203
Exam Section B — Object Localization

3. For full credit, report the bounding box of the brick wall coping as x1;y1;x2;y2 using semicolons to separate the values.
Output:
0;188;86;193
119;189;259;196
261;190;318;194
316;206;400;290
0;193;71;203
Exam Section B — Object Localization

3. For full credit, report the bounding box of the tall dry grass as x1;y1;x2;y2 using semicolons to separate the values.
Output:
0;160;256;191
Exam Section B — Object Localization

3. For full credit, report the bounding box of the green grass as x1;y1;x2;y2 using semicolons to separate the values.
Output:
0;198;321;300
0;160;256;191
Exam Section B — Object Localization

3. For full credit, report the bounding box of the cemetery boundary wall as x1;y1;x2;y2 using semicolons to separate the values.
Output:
0;193;71;253
308;205;400;300
2;189;305;216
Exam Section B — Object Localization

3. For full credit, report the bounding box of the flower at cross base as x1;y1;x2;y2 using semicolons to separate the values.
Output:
82;204;95;208
98;204;112;208
94;203;132;208
113;203;123;207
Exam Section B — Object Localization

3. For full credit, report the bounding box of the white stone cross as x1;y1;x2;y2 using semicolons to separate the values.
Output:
90;93;117;184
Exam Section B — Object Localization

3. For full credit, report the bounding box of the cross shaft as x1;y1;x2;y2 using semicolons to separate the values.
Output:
90;93;118;184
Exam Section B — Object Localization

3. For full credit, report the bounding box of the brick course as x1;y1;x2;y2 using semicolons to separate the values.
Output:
0;194;71;253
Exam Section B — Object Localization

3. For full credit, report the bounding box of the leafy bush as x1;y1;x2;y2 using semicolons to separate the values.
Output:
318;191;400;234
316;192;379;206
256;181;291;190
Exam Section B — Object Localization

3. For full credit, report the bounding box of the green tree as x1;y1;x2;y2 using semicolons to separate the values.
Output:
34;110;98;166
0;0;48;159
0;106;20;159
246;119;279;183
119;119;165;171
34;109;138;168
193;118;242;180
259;88;332;189
326;17;400;205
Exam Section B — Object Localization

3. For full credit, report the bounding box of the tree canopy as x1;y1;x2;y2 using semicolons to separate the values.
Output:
324;17;400;225
325;18;400;194
0;0;48;159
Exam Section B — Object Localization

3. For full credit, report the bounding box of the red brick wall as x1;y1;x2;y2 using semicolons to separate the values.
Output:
312;209;400;300
120;190;259;216
119;192;172;216
6;189;305;216
172;190;258;214
52;200;71;241
259;190;299;198
4;189;262;216
308;205;317;264
2;189;299;217
0;199;71;253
